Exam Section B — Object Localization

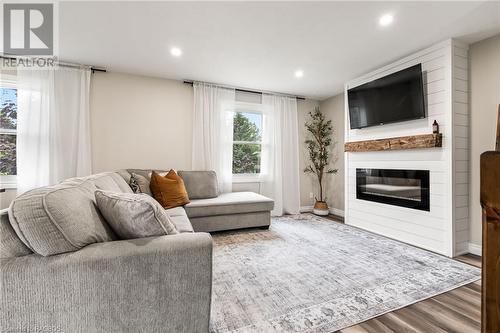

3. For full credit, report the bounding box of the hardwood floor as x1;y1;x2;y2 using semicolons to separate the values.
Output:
335;253;481;333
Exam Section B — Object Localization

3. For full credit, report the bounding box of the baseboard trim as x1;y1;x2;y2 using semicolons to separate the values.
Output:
330;208;345;217
468;243;482;256
300;206;345;217
299;205;313;213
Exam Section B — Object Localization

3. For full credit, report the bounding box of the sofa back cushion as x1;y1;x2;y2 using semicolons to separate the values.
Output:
126;169;168;180
178;171;219;199
94;172;134;193
0;211;32;259
8;173;121;256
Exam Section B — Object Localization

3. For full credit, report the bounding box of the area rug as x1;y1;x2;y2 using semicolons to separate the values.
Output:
209;214;480;333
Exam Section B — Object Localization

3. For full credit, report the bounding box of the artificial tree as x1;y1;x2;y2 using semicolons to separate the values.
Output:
304;107;337;215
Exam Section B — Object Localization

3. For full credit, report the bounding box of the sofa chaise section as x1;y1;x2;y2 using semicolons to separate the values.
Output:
185;192;274;232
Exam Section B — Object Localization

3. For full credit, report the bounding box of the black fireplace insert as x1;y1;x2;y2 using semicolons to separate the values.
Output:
356;168;430;211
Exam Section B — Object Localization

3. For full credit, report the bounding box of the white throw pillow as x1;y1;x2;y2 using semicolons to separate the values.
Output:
95;190;178;239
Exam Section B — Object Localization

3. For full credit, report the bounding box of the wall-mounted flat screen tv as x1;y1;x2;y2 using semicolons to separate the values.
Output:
348;64;426;129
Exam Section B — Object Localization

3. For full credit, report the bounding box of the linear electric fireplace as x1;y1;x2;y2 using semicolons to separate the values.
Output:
356;168;430;211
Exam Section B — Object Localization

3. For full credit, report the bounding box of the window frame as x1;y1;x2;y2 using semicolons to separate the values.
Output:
0;75;18;188
231;102;264;182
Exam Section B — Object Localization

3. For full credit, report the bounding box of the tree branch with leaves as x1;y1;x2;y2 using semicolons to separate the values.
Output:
304;107;337;202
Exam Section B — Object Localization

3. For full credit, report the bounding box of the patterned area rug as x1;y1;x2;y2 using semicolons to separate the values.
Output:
209;214;480;333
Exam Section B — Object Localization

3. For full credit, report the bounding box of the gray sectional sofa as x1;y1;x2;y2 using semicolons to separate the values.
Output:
0;170;274;332
119;169;274;232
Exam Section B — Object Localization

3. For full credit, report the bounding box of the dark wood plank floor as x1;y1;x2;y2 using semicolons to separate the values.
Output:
327;212;482;333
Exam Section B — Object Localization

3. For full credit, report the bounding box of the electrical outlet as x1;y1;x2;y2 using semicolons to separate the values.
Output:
309;192;314;199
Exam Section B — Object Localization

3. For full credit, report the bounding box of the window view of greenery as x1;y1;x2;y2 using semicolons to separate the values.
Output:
233;112;262;174
0;88;17;176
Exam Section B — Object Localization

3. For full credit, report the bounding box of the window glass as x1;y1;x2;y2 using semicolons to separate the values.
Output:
0;88;17;176
232;112;262;174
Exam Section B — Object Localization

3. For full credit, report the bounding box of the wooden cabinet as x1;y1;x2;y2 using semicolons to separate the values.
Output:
481;151;500;332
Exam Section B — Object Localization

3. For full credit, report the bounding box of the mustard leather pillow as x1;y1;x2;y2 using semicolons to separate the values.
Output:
150;170;190;209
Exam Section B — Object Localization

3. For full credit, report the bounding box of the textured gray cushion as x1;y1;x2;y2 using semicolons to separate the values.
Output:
185;192;274;218
0;210;32;259
178;171;219;199
9;179;116;256
95;190;178;239
0;233;213;333
130;172;152;196
165;207;194;233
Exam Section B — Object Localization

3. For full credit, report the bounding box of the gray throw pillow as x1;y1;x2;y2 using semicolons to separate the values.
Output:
95;190;178;239
130;172;152;196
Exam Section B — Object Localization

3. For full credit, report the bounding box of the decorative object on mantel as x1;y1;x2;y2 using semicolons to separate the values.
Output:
344;133;442;152
304;107;338;216
432;120;440;134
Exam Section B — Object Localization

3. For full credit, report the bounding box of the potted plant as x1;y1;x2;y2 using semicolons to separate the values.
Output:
304;107;338;216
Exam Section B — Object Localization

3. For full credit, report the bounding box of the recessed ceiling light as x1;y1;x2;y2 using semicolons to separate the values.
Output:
170;47;182;57
295;70;304;78
379;14;394;27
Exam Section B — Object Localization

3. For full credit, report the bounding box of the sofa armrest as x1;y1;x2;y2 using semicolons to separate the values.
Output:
0;233;213;333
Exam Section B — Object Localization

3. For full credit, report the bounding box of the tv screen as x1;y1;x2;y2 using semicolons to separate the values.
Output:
348;64;425;129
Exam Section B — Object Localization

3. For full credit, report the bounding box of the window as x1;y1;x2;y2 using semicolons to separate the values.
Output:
0;83;17;186
232;111;262;175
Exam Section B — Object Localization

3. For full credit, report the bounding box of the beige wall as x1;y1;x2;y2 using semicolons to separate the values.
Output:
90;72;194;172
469;34;500;246
298;99;320;207
319;94;345;212
297;94;344;213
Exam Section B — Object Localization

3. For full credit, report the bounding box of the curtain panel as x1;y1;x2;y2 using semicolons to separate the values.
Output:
261;94;301;216
17;66;92;193
192;82;236;193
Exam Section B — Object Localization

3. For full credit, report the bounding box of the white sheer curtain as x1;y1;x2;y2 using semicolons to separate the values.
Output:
192;82;235;193
17;66;92;193
261;94;300;216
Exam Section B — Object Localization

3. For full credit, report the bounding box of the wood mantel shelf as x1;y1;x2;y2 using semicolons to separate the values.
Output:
344;133;442;152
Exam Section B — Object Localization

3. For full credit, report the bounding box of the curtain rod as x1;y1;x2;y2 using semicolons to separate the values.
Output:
183;80;306;100
0;55;107;73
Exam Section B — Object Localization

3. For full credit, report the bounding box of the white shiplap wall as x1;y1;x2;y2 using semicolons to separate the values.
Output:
452;42;470;255
344;39;468;257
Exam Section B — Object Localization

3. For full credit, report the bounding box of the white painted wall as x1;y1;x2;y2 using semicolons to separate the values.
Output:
344;39;468;257
469;34;500;251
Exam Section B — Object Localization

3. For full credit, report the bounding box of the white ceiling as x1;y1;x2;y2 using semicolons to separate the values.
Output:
59;1;500;100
